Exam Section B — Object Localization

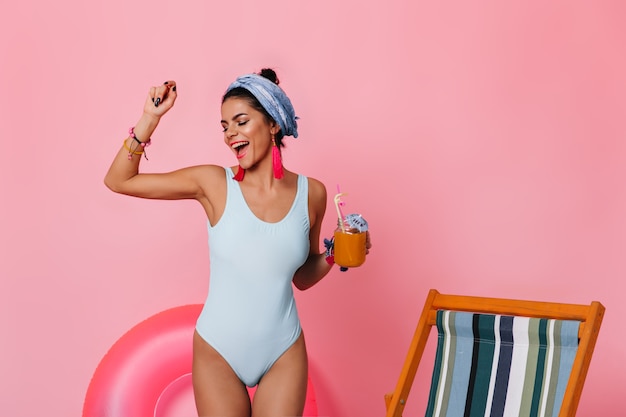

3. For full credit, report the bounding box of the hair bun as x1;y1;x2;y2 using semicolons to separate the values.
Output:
258;68;279;85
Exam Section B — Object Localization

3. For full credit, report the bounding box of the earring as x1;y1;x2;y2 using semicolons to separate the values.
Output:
272;135;284;179
233;165;245;181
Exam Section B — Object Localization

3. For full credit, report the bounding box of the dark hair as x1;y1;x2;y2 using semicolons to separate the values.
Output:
222;68;285;147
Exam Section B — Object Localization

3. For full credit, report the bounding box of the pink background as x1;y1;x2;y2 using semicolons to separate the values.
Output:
1;1;625;416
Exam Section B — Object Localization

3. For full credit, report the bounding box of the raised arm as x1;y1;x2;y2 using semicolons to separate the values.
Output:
104;81;209;201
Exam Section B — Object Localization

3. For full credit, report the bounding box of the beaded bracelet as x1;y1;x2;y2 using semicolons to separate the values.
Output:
126;127;151;160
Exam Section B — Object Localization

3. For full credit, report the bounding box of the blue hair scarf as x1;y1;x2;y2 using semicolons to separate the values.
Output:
226;74;299;138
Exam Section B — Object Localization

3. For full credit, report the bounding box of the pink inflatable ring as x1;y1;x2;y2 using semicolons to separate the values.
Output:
83;304;318;416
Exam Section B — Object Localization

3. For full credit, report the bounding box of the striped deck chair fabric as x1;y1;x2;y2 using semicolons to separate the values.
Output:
425;310;580;417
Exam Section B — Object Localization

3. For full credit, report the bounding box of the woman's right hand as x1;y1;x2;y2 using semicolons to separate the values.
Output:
143;80;178;118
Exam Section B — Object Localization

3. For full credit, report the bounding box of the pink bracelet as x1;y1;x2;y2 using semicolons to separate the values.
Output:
127;127;151;160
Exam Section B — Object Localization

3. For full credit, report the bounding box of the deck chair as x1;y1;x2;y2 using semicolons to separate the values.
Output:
384;289;604;417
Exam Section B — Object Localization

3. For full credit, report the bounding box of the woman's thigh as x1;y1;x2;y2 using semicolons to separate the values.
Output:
192;331;251;417
252;332;308;417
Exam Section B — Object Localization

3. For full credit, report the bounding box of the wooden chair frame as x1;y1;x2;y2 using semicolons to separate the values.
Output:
384;289;605;417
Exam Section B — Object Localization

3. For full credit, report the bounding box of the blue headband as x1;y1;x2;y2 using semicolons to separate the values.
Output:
226;74;299;138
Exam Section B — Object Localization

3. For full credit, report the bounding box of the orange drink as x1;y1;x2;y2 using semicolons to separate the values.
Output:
333;229;366;268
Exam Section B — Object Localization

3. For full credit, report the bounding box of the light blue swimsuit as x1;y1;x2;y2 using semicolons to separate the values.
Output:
195;167;310;387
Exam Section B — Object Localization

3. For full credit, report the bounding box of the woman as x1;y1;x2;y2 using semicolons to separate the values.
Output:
104;68;371;416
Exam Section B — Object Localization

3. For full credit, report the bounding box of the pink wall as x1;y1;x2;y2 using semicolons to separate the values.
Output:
1;1;625;416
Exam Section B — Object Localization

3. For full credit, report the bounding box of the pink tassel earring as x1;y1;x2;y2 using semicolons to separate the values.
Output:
233;166;245;181
272;138;284;179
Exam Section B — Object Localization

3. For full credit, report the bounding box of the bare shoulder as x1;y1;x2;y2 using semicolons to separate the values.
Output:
188;164;227;184
306;176;327;205
190;164;228;200
189;164;228;221
306;176;328;226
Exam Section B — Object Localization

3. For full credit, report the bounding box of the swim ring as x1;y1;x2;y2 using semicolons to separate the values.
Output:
83;304;318;416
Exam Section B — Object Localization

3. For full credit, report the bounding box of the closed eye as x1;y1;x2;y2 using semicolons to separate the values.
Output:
221;120;249;132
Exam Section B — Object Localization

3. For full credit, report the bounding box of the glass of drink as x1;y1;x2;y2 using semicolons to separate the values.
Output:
333;226;367;268
333;213;368;268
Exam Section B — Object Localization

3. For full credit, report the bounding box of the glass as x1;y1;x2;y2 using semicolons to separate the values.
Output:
333;213;368;268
